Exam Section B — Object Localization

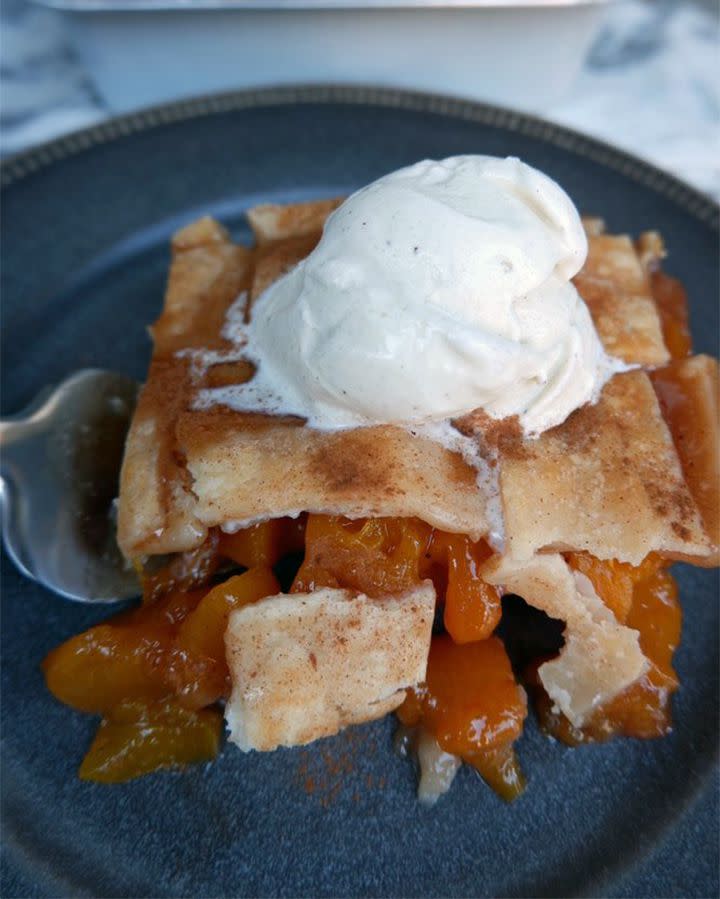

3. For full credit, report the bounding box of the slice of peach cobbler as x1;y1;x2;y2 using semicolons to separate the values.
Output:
43;158;719;801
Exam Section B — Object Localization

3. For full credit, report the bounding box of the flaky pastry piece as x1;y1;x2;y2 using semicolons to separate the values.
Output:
225;583;435;751
652;354;720;557
574;230;669;366
179;411;491;542
246;197;344;245
483;554;646;727
492;370;710;566
118;217;253;556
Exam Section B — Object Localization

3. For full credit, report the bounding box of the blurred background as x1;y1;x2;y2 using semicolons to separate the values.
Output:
1;0;718;197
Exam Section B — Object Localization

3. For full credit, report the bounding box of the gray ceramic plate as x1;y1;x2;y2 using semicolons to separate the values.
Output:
1;86;718;898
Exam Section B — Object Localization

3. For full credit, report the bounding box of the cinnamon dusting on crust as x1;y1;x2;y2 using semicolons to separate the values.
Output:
247;197;344;245
310;433;396;495
152;217;253;357
498;371;711;564
453;408;524;454
574;233;669;366
249;232;322;305
224;584;435;751
134;357;194;517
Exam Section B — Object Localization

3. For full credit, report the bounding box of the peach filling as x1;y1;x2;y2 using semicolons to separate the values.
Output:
534;554;680;743
43;510;682;791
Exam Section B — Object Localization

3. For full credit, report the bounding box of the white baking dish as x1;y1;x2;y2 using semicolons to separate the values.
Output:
30;0;612;114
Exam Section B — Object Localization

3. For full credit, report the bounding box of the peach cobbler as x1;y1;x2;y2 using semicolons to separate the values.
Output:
43;157;719;802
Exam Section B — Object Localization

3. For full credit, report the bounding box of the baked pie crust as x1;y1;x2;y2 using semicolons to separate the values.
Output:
46;198;719;790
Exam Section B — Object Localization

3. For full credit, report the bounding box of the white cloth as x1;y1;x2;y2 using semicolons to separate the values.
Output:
550;1;720;199
2;0;719;198
1;1;105;154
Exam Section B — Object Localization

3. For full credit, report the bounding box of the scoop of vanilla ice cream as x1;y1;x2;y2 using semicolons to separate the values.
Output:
216;155;617;435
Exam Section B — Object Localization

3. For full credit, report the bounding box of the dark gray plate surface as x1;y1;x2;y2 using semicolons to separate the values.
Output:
1;86;718;898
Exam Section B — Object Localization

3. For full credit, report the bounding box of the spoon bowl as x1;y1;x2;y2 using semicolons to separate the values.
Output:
0;369;141;603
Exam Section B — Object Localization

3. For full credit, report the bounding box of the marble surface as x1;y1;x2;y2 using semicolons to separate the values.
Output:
1;0;719;199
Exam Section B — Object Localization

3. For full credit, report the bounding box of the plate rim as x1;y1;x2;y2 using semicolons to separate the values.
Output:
1;83;718;229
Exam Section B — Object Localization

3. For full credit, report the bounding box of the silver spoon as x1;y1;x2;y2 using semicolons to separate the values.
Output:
0;369;141;603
